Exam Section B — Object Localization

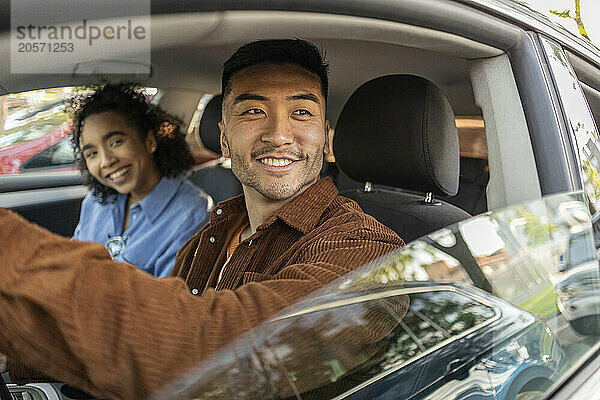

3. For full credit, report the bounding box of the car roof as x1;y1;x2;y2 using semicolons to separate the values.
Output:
0;2;507;125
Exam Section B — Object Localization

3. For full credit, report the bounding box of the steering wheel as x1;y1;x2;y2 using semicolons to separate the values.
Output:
0;374;11;400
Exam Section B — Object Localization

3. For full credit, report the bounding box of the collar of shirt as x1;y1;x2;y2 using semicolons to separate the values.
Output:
208;177;339;235
117;177;183;224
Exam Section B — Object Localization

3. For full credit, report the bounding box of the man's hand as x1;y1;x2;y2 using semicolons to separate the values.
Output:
0;353;6;374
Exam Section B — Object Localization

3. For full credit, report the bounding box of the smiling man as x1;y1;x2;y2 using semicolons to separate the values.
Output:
0;39;404;399
220;60;331;241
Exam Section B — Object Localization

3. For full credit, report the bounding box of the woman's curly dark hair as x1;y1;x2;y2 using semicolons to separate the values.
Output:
68;82;194;204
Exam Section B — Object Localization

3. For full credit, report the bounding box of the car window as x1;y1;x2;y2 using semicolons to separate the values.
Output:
414;290;496;337
155;191;598;400
0;86;158;178
19;137;75;172
541;37;600;220
0;88;74;175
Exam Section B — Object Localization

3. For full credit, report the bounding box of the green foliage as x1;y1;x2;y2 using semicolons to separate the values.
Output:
548;0;590;41
550;9;572;18
519;284;559;318
349;252;409;287
513;206;559;246
583;160;600;200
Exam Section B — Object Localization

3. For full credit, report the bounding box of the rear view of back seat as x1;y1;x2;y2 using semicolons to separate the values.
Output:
439;156;489;215
186;95;243;204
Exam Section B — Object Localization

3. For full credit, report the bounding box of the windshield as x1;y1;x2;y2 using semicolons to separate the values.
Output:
150;191;600;400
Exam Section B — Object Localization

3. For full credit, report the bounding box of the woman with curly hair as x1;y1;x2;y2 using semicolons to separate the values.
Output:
70;82;210;277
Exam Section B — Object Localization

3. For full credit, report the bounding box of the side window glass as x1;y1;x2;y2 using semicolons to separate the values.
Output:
541;37;600;224
399;301;444;352
0;87;157;177
381;322;420;368
169;193;599;400
0;88;74;175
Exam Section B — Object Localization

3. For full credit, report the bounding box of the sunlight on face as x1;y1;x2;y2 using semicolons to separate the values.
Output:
219;64;330;202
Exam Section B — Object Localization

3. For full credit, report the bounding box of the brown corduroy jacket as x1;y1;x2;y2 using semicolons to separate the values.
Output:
0;177;403;399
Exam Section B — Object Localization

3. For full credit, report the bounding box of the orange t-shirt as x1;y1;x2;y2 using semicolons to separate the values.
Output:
226;221;249;259
217;221;250;287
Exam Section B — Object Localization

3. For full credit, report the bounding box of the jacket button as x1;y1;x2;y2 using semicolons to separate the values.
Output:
191;288;199;295
216;208;222;215
209;236;216;243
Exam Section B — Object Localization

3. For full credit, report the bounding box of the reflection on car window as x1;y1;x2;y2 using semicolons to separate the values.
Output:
416;290;496;336
157;192;598;400
567;230;595;267
368;290;496;379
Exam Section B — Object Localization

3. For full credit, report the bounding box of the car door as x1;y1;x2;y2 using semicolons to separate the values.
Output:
152;192;590;400
533;34;600;334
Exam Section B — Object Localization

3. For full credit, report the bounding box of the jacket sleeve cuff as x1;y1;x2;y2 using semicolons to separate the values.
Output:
7;360;54;385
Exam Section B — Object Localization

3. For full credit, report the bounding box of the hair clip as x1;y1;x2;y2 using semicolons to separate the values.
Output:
157;120;176;139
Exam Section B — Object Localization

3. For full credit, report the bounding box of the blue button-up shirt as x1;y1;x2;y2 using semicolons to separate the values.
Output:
73;177;210;277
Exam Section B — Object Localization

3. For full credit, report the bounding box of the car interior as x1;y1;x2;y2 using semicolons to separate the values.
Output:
4;5;600;400
0;10;545;239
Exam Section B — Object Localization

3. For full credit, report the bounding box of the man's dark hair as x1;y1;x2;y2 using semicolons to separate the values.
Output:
222;39;329;101
68;82;193;204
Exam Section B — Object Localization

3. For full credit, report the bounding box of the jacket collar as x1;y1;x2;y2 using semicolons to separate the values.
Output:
210;177;338;234
275;177;338;234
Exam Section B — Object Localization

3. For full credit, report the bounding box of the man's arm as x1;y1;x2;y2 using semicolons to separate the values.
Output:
0;209;401;399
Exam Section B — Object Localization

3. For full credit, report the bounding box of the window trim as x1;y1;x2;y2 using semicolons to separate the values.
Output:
0;170;82;193
508;32;578;196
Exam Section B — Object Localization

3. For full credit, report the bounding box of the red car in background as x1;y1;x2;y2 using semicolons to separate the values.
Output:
0;122;74;174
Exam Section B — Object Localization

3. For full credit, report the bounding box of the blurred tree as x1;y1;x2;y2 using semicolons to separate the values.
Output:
584;160;600;200
550;0;590;41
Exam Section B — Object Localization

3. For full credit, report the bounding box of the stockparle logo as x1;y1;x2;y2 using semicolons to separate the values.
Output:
11;0;150;74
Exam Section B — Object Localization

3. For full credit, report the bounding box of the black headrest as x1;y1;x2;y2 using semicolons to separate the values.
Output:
334;75;459;196
199;94;222;155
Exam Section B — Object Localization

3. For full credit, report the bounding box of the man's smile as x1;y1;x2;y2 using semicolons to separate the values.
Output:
258;157;294;167
254;155;301;173
252;148;305;172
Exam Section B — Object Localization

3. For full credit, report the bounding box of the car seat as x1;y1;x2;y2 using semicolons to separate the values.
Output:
186;95;243;204
334;74;471;243
320;161;362;191
440;156;489;215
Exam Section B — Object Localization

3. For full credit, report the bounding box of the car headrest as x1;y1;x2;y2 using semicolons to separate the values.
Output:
199;94;223;155
334;75;459;196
